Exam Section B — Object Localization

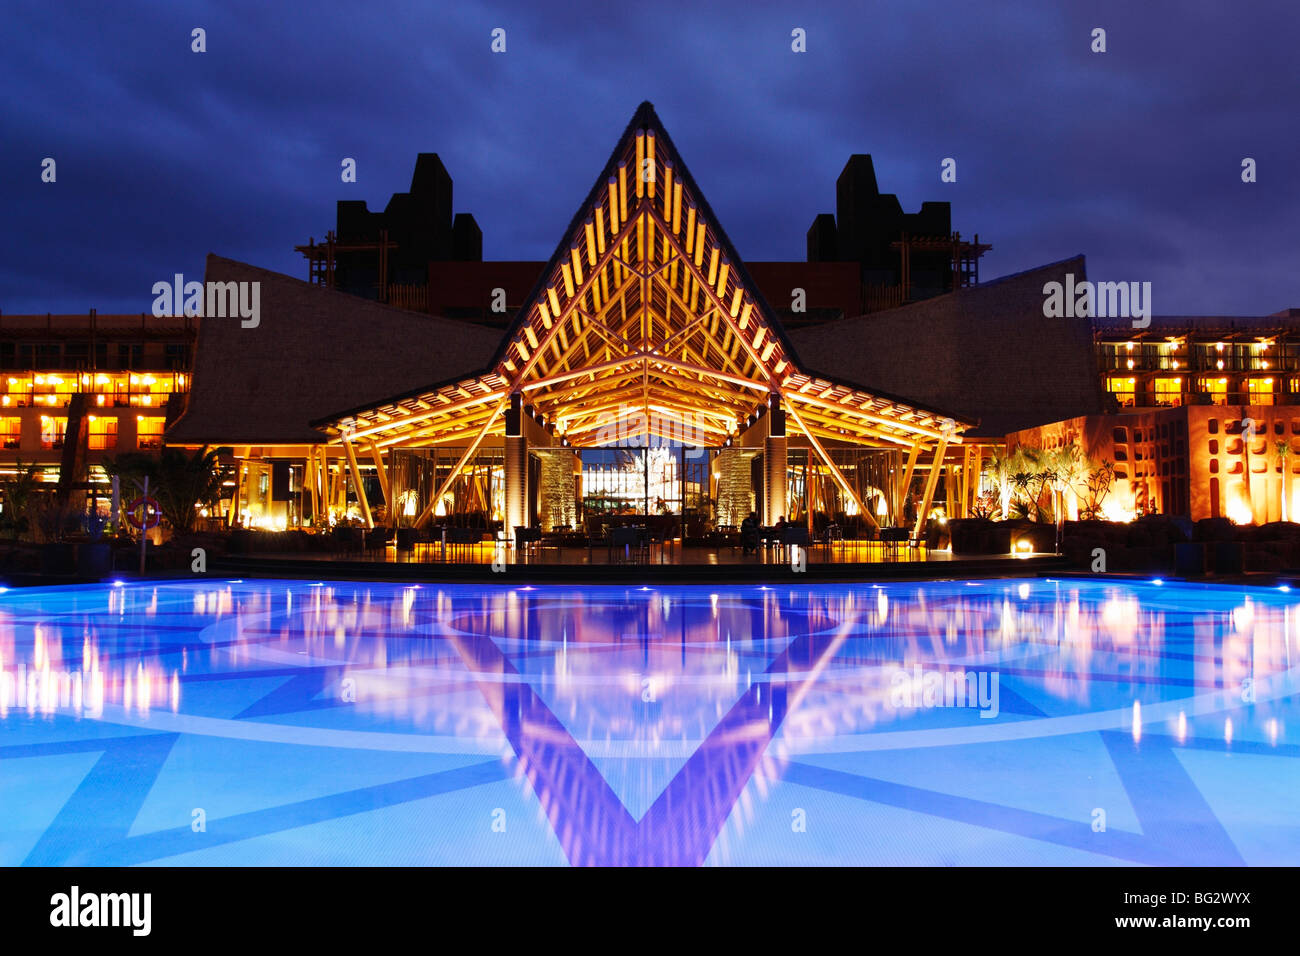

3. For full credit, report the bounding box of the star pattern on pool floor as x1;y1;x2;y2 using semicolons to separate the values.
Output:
0;579;1295;866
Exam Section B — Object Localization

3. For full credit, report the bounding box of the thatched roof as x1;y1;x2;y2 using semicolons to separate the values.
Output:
786;256;1104;438
166;255;501;445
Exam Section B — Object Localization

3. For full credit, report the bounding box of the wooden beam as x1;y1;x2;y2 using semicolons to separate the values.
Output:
342;439;373;529
788;390;954;441
374;402;502;449
913;437;949;538
413;397;507;529
346;389;500;442
785;403;878;528
226;455;245;527
305;449;319;525
648;205;777;387
513;213;643;385
367;438;391;511
319;445;335;518
897;438;923;524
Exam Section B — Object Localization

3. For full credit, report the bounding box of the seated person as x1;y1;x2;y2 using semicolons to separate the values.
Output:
740;511;760;555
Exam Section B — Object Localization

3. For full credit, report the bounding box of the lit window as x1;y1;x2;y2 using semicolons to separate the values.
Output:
136;416;167;449
1153;377;1183;407
39;416;67;450
1248;378;1275;406
0;417;19;450
89;416;118;451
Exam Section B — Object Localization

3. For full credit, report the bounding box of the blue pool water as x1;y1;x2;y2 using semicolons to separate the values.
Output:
0;577;1296;866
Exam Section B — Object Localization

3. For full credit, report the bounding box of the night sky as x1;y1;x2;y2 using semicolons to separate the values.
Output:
3;0;1296;316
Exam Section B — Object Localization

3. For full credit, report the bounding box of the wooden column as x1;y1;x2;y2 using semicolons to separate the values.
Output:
226;456;245;527
368;439;391;513
967;447;977;520
305;449;319;525
342;439;373;529
897;439;923;526
912;438;949;538
414;397;506;529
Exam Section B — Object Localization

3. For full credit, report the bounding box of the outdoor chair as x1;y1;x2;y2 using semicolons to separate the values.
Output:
879;526;909;560
608;525;648;564
333;526;363;556
363;527;391;555
514;526;542;561
781;525;811;561
445;527;482;563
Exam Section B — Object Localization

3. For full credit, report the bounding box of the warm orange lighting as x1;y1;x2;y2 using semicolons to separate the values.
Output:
1227;496;1253;526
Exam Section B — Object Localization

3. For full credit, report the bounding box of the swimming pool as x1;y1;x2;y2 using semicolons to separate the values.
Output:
1;577;1295;866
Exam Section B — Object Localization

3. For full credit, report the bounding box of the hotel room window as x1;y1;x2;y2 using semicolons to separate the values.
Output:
1247;377;1274;405
88;416;118;450
0;417;20;450
136;415;166;449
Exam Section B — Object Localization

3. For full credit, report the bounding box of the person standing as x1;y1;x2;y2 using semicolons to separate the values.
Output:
740;511;759;555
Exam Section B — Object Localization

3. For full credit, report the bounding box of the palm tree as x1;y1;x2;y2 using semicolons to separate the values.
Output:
0;459;41;539
984;448;1016;520
1044;443;1087;522
1241;419;1256;524
1277;439;1294;522
1010;447;1048;520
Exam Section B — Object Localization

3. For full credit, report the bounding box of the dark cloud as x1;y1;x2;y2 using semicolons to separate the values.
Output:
1;0;1295;316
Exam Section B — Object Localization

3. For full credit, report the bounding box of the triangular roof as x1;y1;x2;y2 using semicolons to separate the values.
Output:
316;102;973;450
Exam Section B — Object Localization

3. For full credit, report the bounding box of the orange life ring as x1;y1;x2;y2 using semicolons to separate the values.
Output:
125;496;162;530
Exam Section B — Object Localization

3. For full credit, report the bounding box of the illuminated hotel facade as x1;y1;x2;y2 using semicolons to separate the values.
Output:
0;312;193;500
6;103;1297;534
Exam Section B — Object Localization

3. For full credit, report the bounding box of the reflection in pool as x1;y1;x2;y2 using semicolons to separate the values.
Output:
0;578;1296;866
